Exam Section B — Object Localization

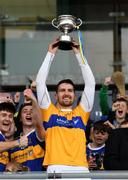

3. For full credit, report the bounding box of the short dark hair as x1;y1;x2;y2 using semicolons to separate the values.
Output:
114;97;128;106
93;121;110;133
0;102;15;114
55;79;75;92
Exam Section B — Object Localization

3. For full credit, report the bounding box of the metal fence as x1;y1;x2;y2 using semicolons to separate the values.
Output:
1;171;128;180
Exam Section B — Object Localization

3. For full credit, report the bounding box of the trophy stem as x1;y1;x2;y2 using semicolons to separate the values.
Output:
65;29;68;34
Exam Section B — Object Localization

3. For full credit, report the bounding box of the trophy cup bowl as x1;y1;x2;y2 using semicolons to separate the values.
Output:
52;15;82;50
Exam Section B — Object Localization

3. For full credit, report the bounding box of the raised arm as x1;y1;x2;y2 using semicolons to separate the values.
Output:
99;77;112;115
24;89;46;141
72;41;96;112
36;39;59;109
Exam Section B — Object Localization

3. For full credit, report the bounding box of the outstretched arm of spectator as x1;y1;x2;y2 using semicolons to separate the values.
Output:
13;92;20;105
0;135;28;153
99;77;112;115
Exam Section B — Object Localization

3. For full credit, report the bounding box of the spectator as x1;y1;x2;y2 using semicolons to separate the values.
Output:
99;72;125;118
99;76;128;129
0;101;28;172
103;96;128;170
10;89;46;171
104;96;128;129
103;126;128;170
36;38;95;173
87;121;110;170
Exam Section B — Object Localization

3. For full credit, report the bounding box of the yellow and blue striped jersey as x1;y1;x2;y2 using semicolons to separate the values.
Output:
10;130;45;171
41;103;90;167
0;132;9;171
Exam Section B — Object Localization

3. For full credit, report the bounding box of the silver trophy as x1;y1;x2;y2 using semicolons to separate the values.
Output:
52;15;82;50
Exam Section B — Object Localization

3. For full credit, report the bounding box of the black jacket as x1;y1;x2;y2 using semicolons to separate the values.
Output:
104;128;128;170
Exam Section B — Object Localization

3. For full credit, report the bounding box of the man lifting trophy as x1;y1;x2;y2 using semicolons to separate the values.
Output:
52;15;82;50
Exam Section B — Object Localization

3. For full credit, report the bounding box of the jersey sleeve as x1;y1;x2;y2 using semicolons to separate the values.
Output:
36;52;54;109
75;53;95;112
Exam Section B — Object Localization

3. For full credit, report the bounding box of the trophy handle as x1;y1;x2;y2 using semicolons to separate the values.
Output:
76;18;82;27
52;18;58;28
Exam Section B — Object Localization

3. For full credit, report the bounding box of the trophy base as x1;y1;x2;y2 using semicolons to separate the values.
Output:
59;41;73;50
59;35;73;50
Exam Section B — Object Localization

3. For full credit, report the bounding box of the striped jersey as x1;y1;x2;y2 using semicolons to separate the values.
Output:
10;130;45;171
41;103;90;167
0;132;9;171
